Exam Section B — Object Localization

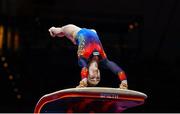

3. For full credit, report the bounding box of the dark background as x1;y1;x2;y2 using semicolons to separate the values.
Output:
0;0;180;112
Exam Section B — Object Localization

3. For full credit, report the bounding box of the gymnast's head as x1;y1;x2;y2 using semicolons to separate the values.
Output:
87;60;100;86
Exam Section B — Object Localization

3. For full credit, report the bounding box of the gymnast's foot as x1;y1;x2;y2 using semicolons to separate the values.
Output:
76;79;88;88
119;80;128;89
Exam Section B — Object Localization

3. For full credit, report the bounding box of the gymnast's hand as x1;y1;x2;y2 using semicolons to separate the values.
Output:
49;27;57;37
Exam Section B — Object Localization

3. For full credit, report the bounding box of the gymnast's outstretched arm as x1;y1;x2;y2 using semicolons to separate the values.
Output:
48;24;81;44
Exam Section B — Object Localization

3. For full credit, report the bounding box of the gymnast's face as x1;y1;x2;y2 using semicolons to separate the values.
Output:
87;61;100;86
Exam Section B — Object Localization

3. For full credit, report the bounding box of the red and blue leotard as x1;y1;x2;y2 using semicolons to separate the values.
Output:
75;28;127;81
75;28;106;60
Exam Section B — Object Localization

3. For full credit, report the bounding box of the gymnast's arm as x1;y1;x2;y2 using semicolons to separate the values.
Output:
48;24;81;44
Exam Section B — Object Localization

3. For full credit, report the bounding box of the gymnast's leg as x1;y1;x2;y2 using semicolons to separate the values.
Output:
76;57;88;88
100;58;128;89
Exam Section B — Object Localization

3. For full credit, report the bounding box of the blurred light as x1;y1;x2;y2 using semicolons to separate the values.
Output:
9;75;13;80
17;94;21;99
0;25;4;49
13;88;18;92
3;62;8;68
14;32;19;51
7;28;12;49
134;22;139;27
1;56;6;61
129;24;134;30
